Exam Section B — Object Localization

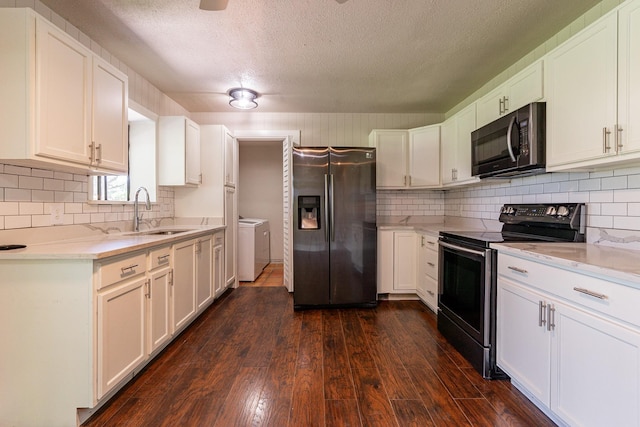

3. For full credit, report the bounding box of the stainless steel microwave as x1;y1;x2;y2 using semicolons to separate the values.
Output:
471;102;546;178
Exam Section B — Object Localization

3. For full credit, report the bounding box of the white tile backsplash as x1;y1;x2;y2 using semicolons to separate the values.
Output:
0;163;174;230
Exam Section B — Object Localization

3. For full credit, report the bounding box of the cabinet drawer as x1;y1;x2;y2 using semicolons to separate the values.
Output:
97;252;147;290
213;232;223;247
149;245;171;270
498;253;640;327
424;248;438;280
422;233;438;250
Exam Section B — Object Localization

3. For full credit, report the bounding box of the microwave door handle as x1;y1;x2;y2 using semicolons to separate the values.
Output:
506;115;517;163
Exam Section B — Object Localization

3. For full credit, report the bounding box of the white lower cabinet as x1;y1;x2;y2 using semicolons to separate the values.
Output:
95;252;147;399
416;232;438;311
497;252;640;427
96;276;146;399
195;234;213;311
172;239;197;333
213;232;225;297
377;230;417;294
147;246;172;356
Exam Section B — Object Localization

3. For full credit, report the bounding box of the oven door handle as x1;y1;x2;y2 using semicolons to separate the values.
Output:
439;241;487;257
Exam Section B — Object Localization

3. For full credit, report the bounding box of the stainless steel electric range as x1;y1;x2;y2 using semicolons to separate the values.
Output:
438;203;586;379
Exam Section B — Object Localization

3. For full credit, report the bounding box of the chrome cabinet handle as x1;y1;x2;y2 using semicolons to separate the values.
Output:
427;262;435;267
615;124;624;152
427;290;435;296
95;143;102;163
573;287;608;300
157;254;170;264
120;264;139;275
547;304;556;331
499;98;504;115
538;300;547;327
89;142;95;162
503;96;509;113
507;266;528;274
421;236;425;247
603;127;612;152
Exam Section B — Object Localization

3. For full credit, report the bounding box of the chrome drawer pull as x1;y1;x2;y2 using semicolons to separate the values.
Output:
120;264;139;274
427;290;435;296
573;287;608;300
539;300;546;327
427;262;435;267
157;254;170;263
508;266;528;274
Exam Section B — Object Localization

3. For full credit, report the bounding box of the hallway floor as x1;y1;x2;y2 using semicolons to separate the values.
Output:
240;263;284;287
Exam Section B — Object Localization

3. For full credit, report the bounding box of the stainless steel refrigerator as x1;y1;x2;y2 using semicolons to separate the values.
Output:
293;147;377;309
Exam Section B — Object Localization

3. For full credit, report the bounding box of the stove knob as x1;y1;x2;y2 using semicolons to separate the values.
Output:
557;206;570;217
545;206;557;216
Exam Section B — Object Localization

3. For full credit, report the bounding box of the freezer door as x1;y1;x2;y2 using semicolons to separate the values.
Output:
329;147;377;305
293;147;330;306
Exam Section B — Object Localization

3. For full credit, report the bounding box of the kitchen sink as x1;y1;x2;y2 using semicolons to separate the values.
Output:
124;228;192;236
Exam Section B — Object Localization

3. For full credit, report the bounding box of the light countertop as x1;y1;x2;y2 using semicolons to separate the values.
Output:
376;215;500;236
493;242;640;286
0;225;225;261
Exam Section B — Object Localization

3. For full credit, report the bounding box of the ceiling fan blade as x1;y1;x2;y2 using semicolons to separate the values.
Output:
200;0;229;11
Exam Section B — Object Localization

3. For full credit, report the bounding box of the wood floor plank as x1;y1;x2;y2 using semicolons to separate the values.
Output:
213;367;269;427
390;399;436;427
456;398;511;427
340;309;399;427
326;399;363;427
323;310;357;400
460;367;557;427
290;310;325;426
357;308;422;400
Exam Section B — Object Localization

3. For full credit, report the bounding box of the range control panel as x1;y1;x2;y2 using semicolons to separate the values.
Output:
499;203;585;230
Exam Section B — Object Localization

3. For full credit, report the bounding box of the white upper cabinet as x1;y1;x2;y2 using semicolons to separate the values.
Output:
91;56;129;172
476;61;544;128
408;125;440;187
546;0;640;170
224;130;236;187
158;116;201;186
440;103;479;186
0;9;129;174
369;127;440;189
369;130;408;188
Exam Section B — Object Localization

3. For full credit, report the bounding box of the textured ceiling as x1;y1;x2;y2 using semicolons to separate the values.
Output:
39;0;601;113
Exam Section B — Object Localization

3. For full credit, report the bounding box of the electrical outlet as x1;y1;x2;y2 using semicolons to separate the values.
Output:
50;204;64;225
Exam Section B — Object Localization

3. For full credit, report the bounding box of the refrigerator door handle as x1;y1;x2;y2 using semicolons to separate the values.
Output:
324;174;330;242
329;174;335;242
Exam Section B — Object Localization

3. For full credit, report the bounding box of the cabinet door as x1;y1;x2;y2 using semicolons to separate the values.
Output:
497;277;551;406
92;57;128;172
35;17;92;165
618;0;640;157
224;131;236;186
416;234;428;300
393;232;417;291
409;126;440;187
507;61;544;114
546;12;618;168
213;242;224;297
440;117;456;185
372;130;408;188
195;235;213;311
377;230;394;293
550;301;640;427
147;267;171;355
172;240;196;332
225;186;236;288
454;103;477;183
97;277;146;399
185;118;201;185
476;86;505;128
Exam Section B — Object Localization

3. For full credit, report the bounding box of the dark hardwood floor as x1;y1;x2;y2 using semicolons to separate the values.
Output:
82;286;556;426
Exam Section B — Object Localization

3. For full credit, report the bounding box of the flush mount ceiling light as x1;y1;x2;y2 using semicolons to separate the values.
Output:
228;88;259;110
199;0;229;11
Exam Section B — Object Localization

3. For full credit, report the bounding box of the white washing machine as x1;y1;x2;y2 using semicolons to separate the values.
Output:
238;218;270;281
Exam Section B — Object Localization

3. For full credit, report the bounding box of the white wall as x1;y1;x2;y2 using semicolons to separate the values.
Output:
238;141;284;261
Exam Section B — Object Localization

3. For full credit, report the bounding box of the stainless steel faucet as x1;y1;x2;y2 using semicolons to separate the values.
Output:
133;186;151;232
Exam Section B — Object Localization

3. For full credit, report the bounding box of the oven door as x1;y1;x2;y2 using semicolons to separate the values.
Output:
438;240;493;346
